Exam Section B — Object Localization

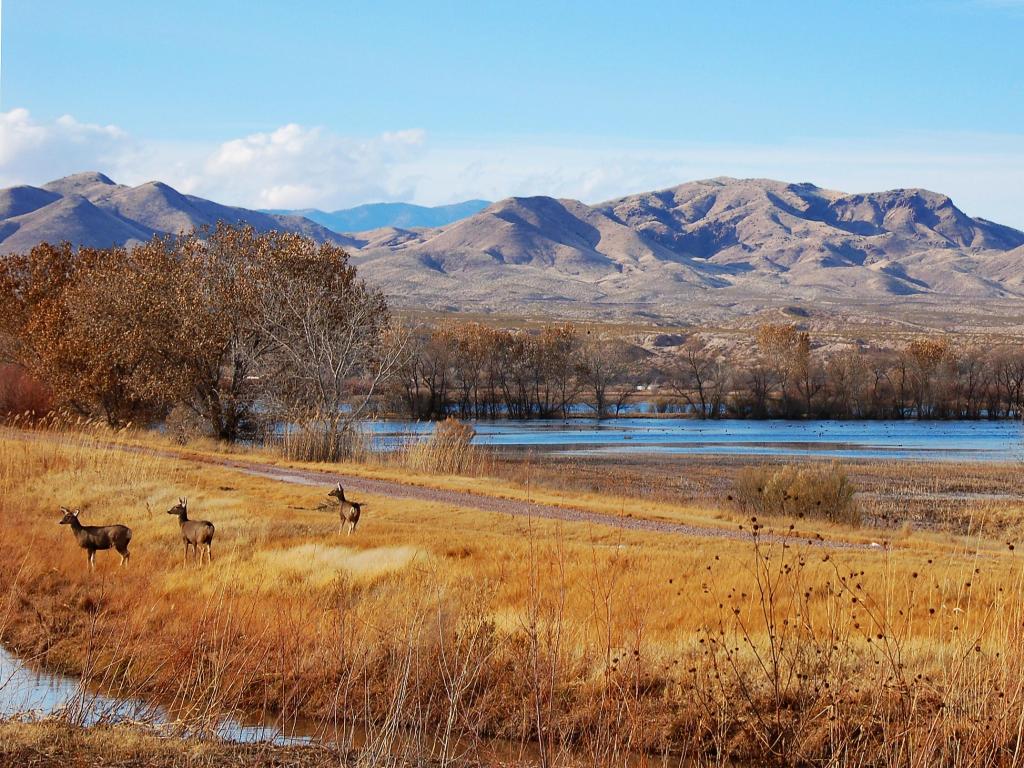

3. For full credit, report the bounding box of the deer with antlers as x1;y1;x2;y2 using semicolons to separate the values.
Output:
58;507;132;570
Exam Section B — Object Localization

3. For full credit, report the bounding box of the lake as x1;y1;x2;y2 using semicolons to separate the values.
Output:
366;419;1024;462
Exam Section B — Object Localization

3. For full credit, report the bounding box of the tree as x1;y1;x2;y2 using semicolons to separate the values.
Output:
756;323;802;416
538;323;584;418
791;332;825;416
903;337;952;419
253;236;408;460
666;338;729;418
0;242;168;426
579;334;635;419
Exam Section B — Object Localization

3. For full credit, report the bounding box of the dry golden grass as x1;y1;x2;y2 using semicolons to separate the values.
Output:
3;424;1024;765
0;720;338;767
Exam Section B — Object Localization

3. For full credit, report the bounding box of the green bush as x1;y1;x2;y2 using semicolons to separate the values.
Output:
732;461;860;526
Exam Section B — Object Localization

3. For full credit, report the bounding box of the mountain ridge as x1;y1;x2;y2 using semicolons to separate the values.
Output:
0;172;361;255
3;172;1023;324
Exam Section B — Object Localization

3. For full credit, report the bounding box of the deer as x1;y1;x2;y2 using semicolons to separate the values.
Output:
328;483;362;535
58;507;132;570
166;498;215;566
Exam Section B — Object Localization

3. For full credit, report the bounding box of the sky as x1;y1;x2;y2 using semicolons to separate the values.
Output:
1;0;1022;225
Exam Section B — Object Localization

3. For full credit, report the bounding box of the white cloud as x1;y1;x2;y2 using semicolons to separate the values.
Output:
0;108;130;184
1;107;1022;228
0;109;427;210
198;123;426;208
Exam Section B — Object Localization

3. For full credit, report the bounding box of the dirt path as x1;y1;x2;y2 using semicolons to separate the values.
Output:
5;429;871;550
204;452;870;551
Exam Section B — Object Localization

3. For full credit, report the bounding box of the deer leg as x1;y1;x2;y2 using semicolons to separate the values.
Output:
207;542;213;564
88;549;96;571
183;542;189;567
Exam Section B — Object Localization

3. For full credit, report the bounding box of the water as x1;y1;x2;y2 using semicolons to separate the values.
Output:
0;646;572;763
0;645;306;744
366;418;1024;462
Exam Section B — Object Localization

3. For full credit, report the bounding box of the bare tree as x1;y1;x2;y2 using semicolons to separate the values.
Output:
254;240;409;460
666;339;729;418
579;335;636;419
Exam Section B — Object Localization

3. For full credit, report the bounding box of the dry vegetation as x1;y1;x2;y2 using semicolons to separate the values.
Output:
0;720;337;768
2;424;1024;766
732;463;860;526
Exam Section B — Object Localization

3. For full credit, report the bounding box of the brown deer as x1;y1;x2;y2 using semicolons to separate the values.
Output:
58;507;132;570
166;498;215;565
328;483;362;535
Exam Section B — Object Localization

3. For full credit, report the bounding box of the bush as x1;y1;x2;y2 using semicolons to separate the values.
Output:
403;418;484;475
163;404;210;445
732;461;860;526
273;420;372;463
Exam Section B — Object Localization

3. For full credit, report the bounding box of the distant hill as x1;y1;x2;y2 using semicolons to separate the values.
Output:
265;200;491;232
0;172;361;255
4;173;1024;326
349;177;1024;319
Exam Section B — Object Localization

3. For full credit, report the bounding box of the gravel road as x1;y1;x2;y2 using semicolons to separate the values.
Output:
211;455;870;551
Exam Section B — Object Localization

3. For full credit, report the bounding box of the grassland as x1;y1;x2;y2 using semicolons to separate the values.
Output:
3;424;1024;766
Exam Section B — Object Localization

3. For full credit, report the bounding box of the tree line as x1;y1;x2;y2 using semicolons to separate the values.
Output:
392;321;1024;420
391;322;638;419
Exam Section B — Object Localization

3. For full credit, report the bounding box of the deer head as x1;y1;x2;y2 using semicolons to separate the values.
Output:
58;507;80;525
166;498;187;517
328;483;345;501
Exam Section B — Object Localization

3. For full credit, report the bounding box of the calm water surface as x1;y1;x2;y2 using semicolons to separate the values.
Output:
0;645;303;744
0;646;586;764
367;419;1024;462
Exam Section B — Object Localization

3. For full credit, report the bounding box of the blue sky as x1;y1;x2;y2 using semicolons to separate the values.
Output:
1;0;1022;224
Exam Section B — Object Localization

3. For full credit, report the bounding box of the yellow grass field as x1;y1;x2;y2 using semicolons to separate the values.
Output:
2;425;1024;766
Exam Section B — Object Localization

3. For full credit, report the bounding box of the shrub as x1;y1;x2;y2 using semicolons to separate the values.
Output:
732;461;860;526
272;417;372;463
163;404;211;445
403;417;484;475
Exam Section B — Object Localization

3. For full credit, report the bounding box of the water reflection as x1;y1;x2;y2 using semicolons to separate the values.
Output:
0;645;303;744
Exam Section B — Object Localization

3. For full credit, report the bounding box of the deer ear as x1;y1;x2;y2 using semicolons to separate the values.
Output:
60;506;70;514
336;482;343;491
73;509;80;517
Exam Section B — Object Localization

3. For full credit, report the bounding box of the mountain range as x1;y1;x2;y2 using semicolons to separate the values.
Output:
264;200;491;231
3;173;1023;325
347;178;1024;320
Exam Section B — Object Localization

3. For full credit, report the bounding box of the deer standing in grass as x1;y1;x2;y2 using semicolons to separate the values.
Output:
58;507;132;570
328;483;362;535
166;498;215;566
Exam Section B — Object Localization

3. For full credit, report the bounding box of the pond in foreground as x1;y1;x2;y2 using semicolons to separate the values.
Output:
0;645;302;744
368;418;1024;462
0;645;578;764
